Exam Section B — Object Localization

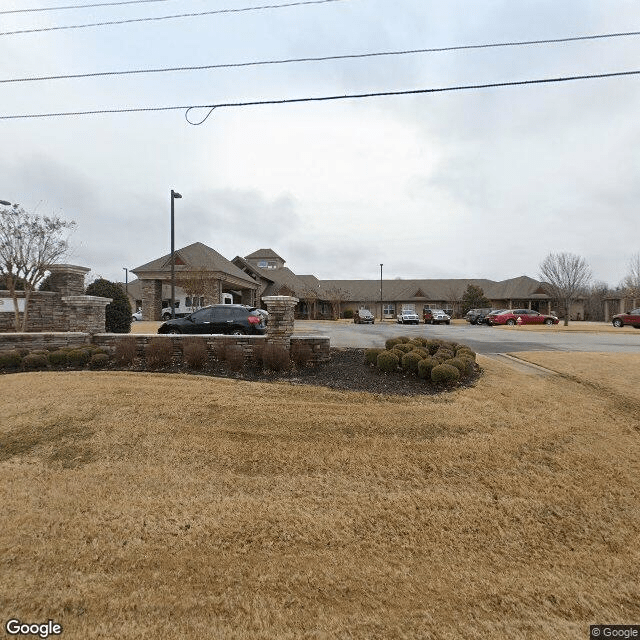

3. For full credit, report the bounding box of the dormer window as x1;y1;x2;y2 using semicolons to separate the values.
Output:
258;260;267;267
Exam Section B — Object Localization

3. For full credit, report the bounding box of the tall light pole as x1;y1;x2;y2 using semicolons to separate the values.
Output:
170;189;182;319
380;263;383;322
122;267;128;295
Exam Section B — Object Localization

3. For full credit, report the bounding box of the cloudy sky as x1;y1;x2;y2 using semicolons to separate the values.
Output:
1;0;639;286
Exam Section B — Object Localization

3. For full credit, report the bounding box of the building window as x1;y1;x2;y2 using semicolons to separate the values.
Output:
383;304;395;316
258;260;267;267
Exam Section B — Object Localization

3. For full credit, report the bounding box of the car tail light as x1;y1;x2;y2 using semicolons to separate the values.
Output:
248;315;260;324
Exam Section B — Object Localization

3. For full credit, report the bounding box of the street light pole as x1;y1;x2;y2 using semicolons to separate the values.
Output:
122;267;128;295
170;189;182;319
380;263;383;322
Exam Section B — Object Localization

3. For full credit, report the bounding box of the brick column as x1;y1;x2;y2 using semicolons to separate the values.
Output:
263;295;298;351
62;295;112;334
142;279;163;321
48;264;90;296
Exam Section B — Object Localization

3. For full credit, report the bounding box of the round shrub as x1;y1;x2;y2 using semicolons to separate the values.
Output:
444;357;467;375
417;357;438;380
456;348;476;361
0;350;23;370
424;341;441;355
364;348;384;366
376;350;399;373
457;356;475;375
401;351;423;375
22;353;49;371
67;348;92;368
431;363;460;385
434;348;455;362
385;337;404;350
395;343;414;354
342;309;354;319
411;347;429;359
392;347;406;360
183;338;208;370
47;350;69;367
85;278;132;333
89;353;110;369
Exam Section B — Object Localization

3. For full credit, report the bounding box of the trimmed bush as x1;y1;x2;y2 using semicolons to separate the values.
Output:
411;347;429;359
395;343;414;354
145;338;173;369
401;351;423;375
262;344;290;372
183;338;207;370
417;357;438;380
0;350;23;370
17;348;30;358
85;278;132;333
22;353;49;370
385;337;404;350
434;348;455;362
456;348;476;361
89;353;110;369
364;348;384;366
342;309;354;319
424;341;441;355
377;350;399;373
67;348;92;368
47;350;69;367
291;342;312;368
114;337;137;366
431;363;460;385
444;357;468;375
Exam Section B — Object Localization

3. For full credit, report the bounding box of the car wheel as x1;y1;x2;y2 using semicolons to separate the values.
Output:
167;328;181;335
506;319;517;326
231;328;246;335
612;319;623;328
544;318;554;325
162;314;172;321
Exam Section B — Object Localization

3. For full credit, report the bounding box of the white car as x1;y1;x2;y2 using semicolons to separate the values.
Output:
131;310;143;321
430;309;451;325
397;310;420;325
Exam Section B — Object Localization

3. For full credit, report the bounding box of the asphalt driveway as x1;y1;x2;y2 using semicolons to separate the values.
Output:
293;320;640;354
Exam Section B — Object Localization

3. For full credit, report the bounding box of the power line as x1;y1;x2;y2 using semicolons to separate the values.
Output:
2;30;640;84
0;69;638;122
0;0;178;15
0;0;348;36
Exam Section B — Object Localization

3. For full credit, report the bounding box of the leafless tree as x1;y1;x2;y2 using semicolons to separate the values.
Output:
0;204;75;331
176;269;218;307
539;252;591;326
621;253;640;301
582;281;611;322
324;285;347;320
298;283;320;319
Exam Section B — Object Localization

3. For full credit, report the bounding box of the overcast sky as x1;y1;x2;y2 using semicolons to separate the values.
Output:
1;0;639;286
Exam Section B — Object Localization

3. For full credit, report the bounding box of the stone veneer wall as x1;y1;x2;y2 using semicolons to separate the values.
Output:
0;332;330;364
263;295;298;350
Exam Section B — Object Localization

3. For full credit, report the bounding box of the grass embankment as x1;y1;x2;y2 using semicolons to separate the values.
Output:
1;355;639;639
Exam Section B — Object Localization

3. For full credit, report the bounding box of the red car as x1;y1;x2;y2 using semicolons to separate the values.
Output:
612;308;640;328
488;309;559;326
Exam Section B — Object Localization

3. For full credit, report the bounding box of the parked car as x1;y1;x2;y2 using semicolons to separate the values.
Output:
157;304;267;335
131;310;142;321
424;309;451;325
478;309;506;325
465;308;493;325
397;310;420;325
611;308;640;328
487;309;559;326
354;309;375;324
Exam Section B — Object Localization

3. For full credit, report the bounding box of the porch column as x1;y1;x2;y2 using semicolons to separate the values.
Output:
263;295;298;351
141;279;162;321
604;299;610;322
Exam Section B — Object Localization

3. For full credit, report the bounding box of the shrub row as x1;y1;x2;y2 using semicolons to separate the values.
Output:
0;340;311;374
364;337;477;386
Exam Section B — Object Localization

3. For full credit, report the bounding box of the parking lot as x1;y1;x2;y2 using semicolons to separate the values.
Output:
293;319;640;354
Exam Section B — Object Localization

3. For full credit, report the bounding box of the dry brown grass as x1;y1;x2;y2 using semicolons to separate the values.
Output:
1;355;639;639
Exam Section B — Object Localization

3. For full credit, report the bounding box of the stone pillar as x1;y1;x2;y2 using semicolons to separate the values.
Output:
604;299;609;322
263;295;298;351
142;279;162;321
62;295;112;334
48;264;90;296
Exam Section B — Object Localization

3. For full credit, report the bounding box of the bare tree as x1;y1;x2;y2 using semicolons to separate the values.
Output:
0;204;75;331
176;269;218;307
621;253;640;301
298;283;320;319
324;285;347;320
539;252;591;326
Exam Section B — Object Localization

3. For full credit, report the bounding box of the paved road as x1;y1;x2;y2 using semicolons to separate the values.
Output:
293;321;640;354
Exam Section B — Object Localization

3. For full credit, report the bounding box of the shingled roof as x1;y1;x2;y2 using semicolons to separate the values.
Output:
132;242;256;285
244;248;284;261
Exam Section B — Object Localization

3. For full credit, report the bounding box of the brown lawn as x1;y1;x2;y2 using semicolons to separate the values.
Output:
1;354;639;639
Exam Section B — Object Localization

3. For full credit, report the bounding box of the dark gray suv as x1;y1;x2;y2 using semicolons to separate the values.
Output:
158;304;267;335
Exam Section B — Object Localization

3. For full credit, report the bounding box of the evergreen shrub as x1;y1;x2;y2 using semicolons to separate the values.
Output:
377;350;399;373
431;363;460;385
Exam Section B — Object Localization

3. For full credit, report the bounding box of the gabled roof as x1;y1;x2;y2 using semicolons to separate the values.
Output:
132;242;256;285
244;248;284;261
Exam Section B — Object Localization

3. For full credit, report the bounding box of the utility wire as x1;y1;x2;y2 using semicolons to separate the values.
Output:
0;0;347;36
0;0;178;15
0;69;638;122
2;30;640;84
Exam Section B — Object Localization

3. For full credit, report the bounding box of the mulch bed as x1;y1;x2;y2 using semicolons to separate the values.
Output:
191;347;482;397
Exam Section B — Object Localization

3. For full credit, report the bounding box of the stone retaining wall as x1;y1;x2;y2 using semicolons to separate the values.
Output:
0;332;331;365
